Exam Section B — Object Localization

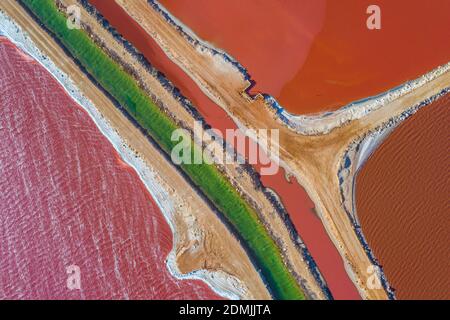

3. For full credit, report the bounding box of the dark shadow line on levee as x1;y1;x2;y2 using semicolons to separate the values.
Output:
338;87;450;301
79;0;333;300
17;0;331;300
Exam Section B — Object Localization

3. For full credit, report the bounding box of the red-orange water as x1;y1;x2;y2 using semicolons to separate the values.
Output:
356;94;450;299
90;0;361;299
160;0;450;114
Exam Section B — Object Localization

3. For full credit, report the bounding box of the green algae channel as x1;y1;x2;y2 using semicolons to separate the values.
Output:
20;0;305;300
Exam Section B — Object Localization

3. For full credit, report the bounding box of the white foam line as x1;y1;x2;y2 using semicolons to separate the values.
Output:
0;10;245;300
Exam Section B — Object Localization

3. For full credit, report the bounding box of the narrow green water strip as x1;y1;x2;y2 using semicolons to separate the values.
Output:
20;0;305;299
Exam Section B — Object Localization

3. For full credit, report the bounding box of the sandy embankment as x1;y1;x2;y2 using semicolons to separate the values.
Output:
117;0;450;299
71;0;327;299
150;0;450;135
0;2;270;300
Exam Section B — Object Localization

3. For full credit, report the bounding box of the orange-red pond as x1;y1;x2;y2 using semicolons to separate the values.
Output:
0;37;221;300
90;0;361;299
160;0;450;114
356;93;450;299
